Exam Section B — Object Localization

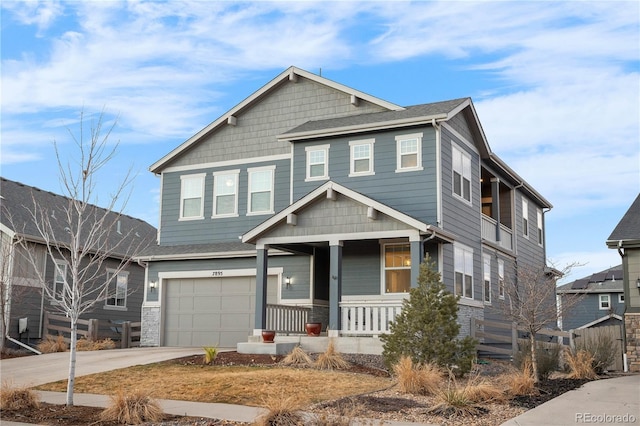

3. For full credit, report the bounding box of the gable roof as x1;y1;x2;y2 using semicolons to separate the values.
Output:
556;264;623;294
0;177;157;259
606;194;640;248
242;180;456;245
149;66;404;174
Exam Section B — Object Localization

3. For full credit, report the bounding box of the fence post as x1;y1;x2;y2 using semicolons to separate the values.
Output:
511;322;518;358
87;319;99;341
121;321;131;349
43;311;50;336
569;329;575;352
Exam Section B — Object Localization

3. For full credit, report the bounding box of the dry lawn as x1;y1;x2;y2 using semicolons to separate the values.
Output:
36;364;392;407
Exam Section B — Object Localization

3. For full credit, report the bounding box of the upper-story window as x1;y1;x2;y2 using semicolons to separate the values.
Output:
483;253;491;304
454;244;473;299
212;170;239;218
349;139;374;176
599;294;611;310
53;260;67;302
395;133;423;172
383;243;411;294
305;145;329;181
537;209;544;247
452;144;472;203
105;270;128;309
498;259;505;299
180;173;205;220
522;199;529;238
248;166;275;215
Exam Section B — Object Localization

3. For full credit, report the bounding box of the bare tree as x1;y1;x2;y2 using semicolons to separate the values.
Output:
496;261;582;382
13;110;146;406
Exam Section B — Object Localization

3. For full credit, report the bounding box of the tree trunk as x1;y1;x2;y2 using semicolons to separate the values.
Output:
66;321;78;406
529;331;539;383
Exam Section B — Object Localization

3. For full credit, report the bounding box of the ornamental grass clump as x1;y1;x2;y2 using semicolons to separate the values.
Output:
501;359;538;397
37;334;68;353
564;348;598;380
282;345;313;366
314;340;350;370
255;392;305;426
0;383;40;411
99;389;164;424
393;356;442;395
203;346;219;364
76;337;116;351
429;375;484;417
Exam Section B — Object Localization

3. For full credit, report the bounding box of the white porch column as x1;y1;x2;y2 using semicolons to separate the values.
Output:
328;240;343;337
253;244;269;334
410;236;423;288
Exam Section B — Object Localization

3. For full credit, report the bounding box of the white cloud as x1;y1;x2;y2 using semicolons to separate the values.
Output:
1;0;63;33
552;250;622;286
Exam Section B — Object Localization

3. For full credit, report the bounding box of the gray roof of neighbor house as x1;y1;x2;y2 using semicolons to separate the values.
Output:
607;194;640;247
0;177;157;259
135;242;257;261
556;265;624;294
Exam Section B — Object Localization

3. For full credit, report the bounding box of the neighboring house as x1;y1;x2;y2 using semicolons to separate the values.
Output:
556;265;624;331
136;66;552;350
606;194;640;372
0;177;157;345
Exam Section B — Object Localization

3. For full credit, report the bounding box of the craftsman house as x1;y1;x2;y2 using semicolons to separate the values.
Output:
0;177;156;347
556;265;624;331
136;66;552;350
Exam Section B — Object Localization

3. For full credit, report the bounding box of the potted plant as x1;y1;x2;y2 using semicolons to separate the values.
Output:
304;322;322;336
261;330;276;343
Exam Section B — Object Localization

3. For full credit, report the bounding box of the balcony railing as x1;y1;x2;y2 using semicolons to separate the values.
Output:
340;299;404;336
266;304;310;334
481;214;513;251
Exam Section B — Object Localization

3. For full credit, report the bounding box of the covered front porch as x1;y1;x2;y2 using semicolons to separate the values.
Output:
239;181;454;354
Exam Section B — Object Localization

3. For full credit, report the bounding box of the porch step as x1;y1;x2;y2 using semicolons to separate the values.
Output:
237;336;383;355
237;341;297;355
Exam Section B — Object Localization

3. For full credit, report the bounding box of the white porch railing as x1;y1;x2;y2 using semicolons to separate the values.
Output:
340;300;404;336
481;214;513;251
266;304;310;334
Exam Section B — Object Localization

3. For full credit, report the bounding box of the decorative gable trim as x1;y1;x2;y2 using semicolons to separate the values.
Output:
577;313;623;329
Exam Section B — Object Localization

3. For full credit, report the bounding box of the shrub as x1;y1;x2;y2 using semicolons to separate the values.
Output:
37;335;68;353
575;330;618;374
203;346;219;364
381;257;477;376
393;356;442;395
515;339;561;380
100;389;164;424
0;383;40;411
564;349;598;380
76;338;116;351
282;346;312;366
314;340;350;370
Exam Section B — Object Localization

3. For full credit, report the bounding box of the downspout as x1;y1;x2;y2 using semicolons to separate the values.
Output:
616;240;629;372
432;118;443;228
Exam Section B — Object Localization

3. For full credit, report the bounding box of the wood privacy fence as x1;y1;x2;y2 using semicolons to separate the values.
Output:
42;311;141;349
471;318;624;371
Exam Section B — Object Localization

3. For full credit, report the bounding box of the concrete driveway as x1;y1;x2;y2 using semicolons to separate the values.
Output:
0;346;205;387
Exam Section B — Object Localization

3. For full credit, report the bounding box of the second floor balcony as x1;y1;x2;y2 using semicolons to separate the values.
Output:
482;214;513;251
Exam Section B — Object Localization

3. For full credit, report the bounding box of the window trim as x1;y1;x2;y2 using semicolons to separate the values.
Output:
498;259;505;299
212;170;240;218
349;139;375;177
53;260;67;302
247;165;275;215
599;294;611;310
105;269;128;310
305;145;330;181
522;199;529;238
619;293;624;303
454;244;474;300
537;208;544;247
395;133;423;173
452;143;472;204
179;173;206;220
483;253;491;304
381;242;412;295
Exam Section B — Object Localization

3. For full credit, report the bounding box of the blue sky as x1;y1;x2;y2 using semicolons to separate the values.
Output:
1;1;639;283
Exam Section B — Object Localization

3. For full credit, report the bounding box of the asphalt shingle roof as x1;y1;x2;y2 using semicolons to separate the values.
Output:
608;194;640;242
557;265;623;293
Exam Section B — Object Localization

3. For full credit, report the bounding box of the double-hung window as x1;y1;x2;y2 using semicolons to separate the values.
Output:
180;173;205;220
599;294;611;310
383;243;411;294
395;133;423;172
522;199;529;238
454;244;473;299
105;270;128;309
248;166;275;215
212;170;239;217
537;209;544;247
483;253;491;304
305;145;329;180
349;139;374;176
452;144;472;202
498;259;505;299
53;260;67;302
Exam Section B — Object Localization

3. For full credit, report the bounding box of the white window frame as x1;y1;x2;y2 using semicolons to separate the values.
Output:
619;294;624;303
537;208;544;247
179;173;205;220
247;166;275;215
212;170;239;218
105;269;128;310
395;133;423;173
498;259;505;299
522;199;529;238
382;242;412;294
349;139;375;177
599;294;611;310
53;260;67;302
305;145;329;181
454;244;474;299
483;253;491;304
452;143;472;203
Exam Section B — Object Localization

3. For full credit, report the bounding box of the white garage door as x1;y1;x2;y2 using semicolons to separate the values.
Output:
164;275;277;347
